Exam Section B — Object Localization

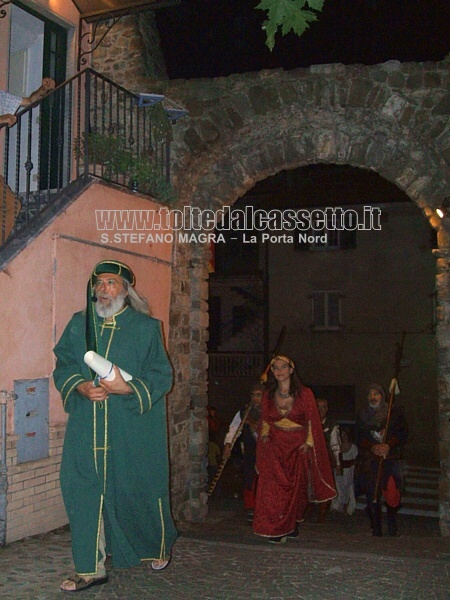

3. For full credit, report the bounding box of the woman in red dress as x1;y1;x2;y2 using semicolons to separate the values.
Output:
253;356;336;543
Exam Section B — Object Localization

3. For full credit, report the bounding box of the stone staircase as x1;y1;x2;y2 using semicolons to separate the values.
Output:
356;463;440;518
400;464;440;518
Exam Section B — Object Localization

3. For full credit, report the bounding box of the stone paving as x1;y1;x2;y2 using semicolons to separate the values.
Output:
0;498;449;600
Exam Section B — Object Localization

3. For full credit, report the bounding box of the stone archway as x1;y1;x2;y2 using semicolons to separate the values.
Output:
159;62;450;534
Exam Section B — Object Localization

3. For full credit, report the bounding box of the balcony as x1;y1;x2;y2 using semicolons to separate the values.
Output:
1;68;185;251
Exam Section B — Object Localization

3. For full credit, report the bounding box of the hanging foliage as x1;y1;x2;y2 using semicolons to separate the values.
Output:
256;0;325;51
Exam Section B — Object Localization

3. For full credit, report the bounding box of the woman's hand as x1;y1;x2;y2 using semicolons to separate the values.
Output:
299;442;310;454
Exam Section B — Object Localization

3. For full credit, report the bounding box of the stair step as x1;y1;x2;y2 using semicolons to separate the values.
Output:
402;496;439;506
355;501;439;518
404;466;440;475
355;463;441;518
405;486;438;497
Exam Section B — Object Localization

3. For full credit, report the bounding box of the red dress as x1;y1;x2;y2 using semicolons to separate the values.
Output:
253;386;336;538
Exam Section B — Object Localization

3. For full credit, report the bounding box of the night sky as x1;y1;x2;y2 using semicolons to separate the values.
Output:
156;0;450;79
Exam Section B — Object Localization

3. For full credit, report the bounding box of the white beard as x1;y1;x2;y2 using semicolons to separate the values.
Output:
95;292;126;318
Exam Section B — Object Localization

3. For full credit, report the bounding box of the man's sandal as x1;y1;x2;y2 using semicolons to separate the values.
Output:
60;575;108;593
150;554;171;571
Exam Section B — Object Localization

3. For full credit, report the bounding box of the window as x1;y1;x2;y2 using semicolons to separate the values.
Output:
294;228;356;251
311;291;342;330
310;229;340;250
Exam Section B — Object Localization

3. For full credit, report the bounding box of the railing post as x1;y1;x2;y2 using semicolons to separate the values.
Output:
83;69;91;176
1;127;9;245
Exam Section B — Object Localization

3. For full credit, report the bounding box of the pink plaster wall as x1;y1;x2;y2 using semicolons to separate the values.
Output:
0;183;174;429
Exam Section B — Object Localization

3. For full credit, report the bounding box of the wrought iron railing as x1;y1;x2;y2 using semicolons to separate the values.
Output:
209;283;265;349
217;312;264;349
208;352;264;378
1;68;181;247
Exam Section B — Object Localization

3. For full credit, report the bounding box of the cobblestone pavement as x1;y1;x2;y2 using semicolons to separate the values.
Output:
1;498;449;600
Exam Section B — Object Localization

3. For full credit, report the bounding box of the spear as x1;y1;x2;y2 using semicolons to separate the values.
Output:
206;402;252;498
206;325;287;498
259;325;286;383
372;331;406;503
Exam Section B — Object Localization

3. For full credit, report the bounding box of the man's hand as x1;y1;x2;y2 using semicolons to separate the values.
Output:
28;78;56;104
99;366;133;395
223;443;232;460
371;443;390;459
299;442;310;454
77;381;108;402
0;114;17;128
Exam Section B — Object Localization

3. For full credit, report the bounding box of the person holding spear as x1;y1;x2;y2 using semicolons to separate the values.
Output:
355;383;408;536
221;382;264;522
207;326;286;507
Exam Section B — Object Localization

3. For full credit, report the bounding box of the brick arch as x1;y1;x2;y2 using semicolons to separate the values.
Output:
152;62;450;532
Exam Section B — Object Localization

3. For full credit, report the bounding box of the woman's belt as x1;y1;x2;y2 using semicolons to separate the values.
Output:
273;418;304;431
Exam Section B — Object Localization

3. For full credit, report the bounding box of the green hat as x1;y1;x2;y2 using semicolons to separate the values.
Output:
91;260;135;286
86;260;135;355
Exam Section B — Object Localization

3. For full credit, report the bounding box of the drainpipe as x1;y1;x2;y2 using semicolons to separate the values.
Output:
0;389;16;547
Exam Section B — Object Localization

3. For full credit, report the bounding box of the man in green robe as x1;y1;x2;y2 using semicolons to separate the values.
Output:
54;260;177;593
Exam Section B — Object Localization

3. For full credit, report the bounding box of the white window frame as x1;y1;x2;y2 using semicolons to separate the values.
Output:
309;228;341;250
311;290;342;331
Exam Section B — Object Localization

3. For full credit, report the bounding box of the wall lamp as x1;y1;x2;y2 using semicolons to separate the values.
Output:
436;197;450;219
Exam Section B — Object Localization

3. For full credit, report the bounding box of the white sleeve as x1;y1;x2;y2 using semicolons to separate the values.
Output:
0;90;22;116
330;425;342;465
224;411;242;446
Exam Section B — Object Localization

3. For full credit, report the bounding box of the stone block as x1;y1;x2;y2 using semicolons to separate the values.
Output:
347;80;374;107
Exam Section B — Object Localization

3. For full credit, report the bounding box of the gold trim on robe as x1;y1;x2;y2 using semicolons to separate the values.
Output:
273;418;304;431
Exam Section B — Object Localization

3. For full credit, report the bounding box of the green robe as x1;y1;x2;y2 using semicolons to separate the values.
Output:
53;305;177;575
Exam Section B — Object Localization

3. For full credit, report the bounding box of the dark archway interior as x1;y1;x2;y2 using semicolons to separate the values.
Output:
246;164;412;209
208;164;438;468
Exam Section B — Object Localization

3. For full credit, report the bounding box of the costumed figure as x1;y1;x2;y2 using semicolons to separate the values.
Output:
316;397;342;523
355;384;408;536
53;260;177;592
252;356;336;544
223;382;264;522
331;427;358;515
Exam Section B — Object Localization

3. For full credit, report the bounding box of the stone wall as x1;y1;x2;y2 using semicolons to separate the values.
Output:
91;13;167;85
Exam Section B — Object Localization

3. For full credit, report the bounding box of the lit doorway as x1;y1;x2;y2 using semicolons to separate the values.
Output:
8;1;67;191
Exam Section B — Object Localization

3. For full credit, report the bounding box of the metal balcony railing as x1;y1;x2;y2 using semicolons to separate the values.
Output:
1;68;182;247
208;352;264;378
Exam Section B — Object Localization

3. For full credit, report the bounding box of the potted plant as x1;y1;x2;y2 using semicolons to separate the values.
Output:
74;132;177;204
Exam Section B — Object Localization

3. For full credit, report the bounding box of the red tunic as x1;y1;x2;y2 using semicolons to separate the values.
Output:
253;386;336;538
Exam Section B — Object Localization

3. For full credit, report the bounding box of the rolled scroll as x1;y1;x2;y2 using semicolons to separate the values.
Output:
84;350;132;382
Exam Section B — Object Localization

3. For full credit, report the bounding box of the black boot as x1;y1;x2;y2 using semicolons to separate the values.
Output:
367;501;382;536
386;505;398;537
318;501;330;524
